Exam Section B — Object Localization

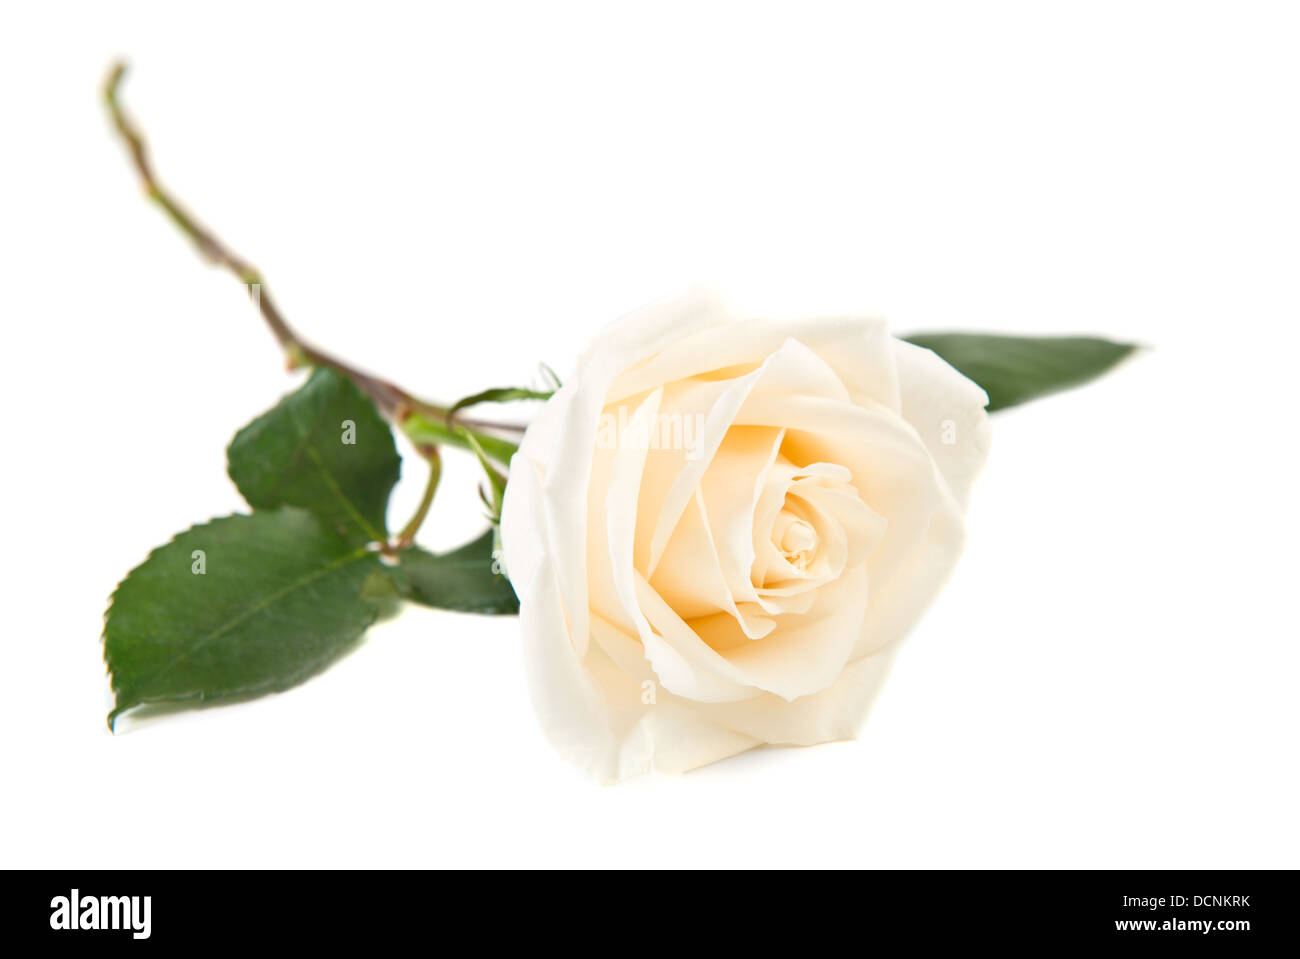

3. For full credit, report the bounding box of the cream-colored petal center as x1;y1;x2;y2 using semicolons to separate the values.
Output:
775;514;818;568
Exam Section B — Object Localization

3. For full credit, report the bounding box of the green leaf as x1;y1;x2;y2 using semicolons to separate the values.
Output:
227;367;401;543
399;530;518;614
902;333;1138;412
460;428;507;523
448;386;553;417
104;509;394;728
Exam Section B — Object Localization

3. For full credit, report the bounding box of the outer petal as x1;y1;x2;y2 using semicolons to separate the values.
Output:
693;641;903;746
498;454;548;611
517;557;646;784
892;339;992;511
605;316;900;413
592;613;902;764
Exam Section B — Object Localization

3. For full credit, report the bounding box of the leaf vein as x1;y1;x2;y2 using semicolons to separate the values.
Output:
120;545;372;694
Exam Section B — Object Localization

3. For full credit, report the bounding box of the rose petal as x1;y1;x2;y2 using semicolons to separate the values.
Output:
892;339;993;511
526;288;732;659
649;490;778;639
605;317;900;413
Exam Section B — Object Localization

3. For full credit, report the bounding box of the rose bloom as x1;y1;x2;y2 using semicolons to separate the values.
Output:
500;290;990;782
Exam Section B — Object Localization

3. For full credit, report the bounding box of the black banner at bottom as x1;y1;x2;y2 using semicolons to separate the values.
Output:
2;869;1293;949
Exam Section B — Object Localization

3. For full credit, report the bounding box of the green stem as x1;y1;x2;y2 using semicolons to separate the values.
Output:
400;410;518;465
394;448;442;549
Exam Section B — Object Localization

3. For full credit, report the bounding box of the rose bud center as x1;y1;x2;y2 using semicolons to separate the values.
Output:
775;514;819;569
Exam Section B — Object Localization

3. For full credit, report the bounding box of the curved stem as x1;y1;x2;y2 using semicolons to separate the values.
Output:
103;62;525;460
394;447;441;550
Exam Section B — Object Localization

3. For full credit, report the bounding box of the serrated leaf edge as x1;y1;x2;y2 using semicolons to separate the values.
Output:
101;511;381;730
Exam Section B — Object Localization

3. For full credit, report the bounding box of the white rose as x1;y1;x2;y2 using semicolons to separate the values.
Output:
500;290;991;782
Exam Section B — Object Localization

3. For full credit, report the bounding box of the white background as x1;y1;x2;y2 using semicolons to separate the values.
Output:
2;1;1297;868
